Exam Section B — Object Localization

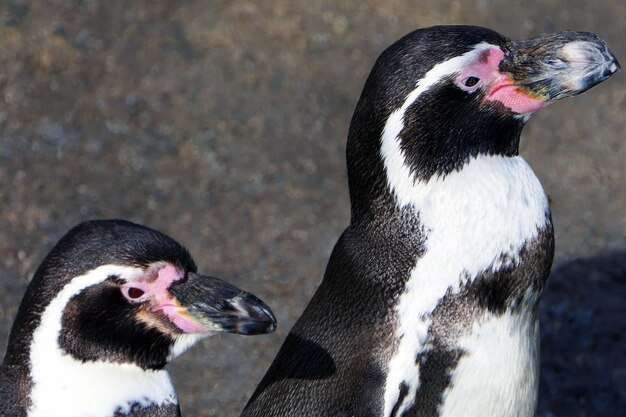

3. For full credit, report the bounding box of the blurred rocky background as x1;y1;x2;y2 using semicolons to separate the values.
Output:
0;1;624;416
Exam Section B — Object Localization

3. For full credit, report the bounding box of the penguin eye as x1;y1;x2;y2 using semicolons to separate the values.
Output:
464;76;480;87
127;287;145;300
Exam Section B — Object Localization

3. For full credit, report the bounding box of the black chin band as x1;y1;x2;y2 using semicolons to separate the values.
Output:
59;281;175;370
398;87;525;182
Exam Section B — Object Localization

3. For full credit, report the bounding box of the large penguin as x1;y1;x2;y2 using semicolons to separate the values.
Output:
241;26;619;417
0;219;276;417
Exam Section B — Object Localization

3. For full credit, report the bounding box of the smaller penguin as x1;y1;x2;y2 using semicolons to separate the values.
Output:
0;219;276;417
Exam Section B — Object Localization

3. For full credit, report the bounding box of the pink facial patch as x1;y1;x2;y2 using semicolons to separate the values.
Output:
456;47;548;114
476;48;505;74
486;76;548;114
456;48;504;91
152;304;208;333
121;264;182;303
122;263;208;333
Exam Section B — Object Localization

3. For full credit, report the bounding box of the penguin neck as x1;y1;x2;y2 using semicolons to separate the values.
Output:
0;267;181;417
0;275;51;415
346;100;400;226
27;351;178;417
346;107;524;225
1;330;180;417
347;138;523;227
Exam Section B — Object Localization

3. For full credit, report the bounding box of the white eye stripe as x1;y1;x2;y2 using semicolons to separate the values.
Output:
398;42;497;112
380;42;499;211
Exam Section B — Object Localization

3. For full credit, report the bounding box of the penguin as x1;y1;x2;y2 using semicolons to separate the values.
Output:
241;26;619;417
0;219;276;417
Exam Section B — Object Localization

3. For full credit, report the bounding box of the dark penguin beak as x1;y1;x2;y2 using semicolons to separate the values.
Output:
168;273;277;335
500;31;619;102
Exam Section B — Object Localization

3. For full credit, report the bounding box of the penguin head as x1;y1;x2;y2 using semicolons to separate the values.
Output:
347;25;618;218
5;219;276;371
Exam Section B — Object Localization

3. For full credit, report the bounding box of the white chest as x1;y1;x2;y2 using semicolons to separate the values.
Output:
380;154;550;417
27;357;177;417
438;306;540;417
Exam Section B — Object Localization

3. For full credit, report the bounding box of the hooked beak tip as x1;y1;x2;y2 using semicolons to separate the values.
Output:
504;32;619;103
562;39;620;78
167;273;277;336
230;293;277;335
606;58;620;75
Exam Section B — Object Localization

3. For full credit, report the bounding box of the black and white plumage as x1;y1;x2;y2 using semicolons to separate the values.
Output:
0;219;276;417
242;26;618;417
